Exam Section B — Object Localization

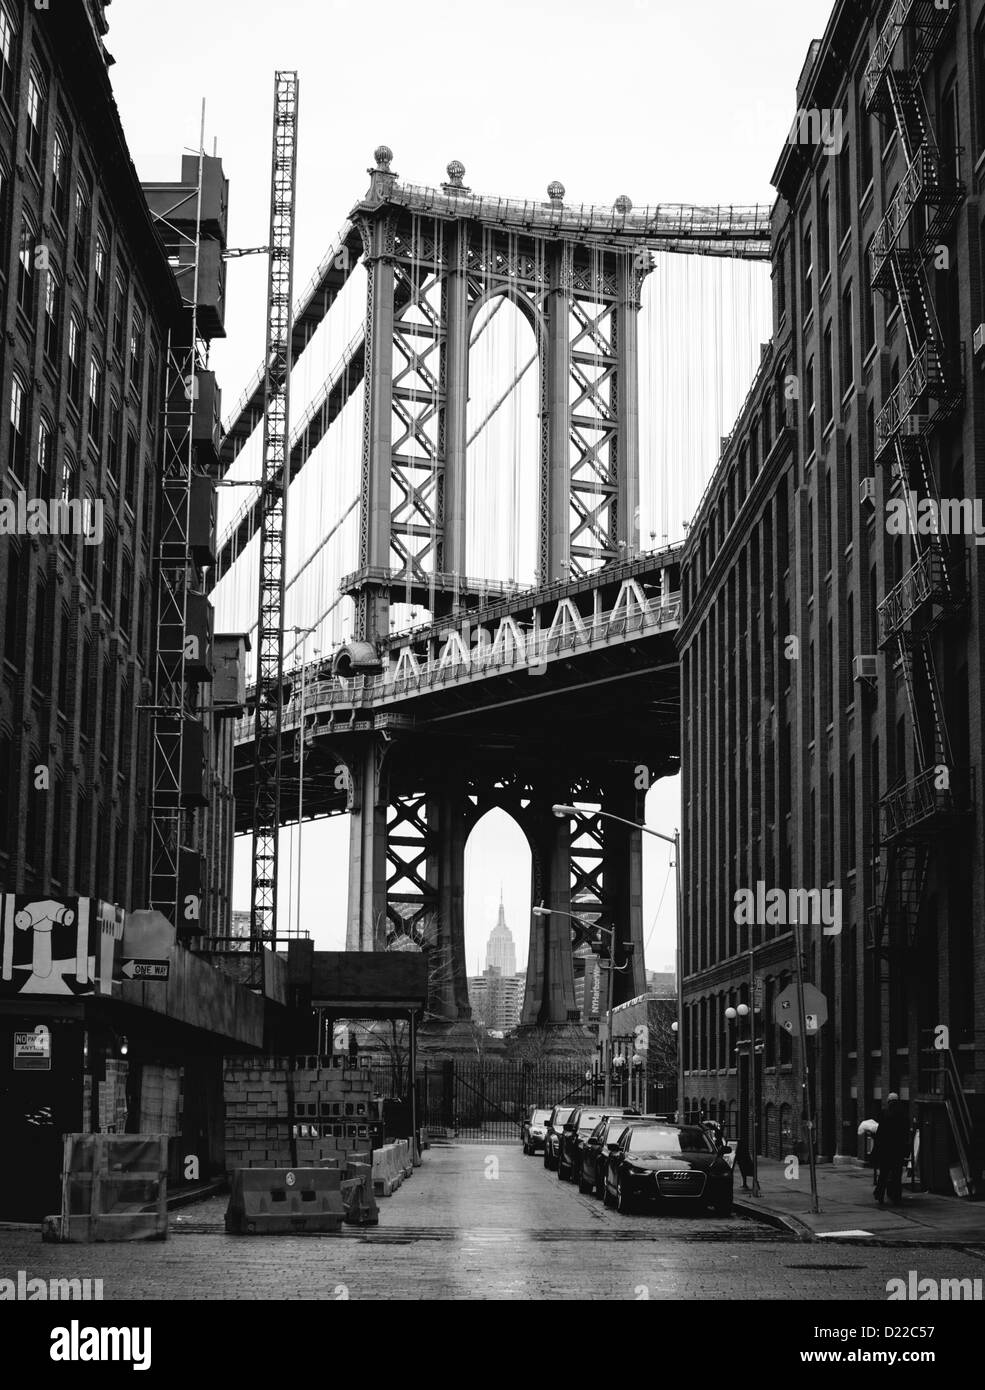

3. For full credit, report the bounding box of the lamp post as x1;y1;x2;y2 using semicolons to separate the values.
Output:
612;1053;626;1106
552;804;684;1123
532;902;626;1102
725;999;761;1197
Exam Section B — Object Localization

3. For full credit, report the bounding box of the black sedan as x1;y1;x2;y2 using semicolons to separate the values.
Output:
543;1105;577;1170
521;1107;553;1155
603;1123;734;1216
579;1115;660;1197
558;1106;640;1184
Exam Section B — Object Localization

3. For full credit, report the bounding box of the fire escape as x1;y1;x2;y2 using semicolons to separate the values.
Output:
864;1;969;958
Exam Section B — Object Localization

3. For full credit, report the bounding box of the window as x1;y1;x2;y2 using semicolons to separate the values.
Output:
862;237;875;353
822;321;834;424
119;552;133;636
79;636;93;737
100;658;113;753
137;577;148;655
81;492;97;587
9;374;27;480
73;181;90;274
25;70;45;169
36;416;53;498
805;354;815;422
51;127;70;225
4;545;21;664
94;232;108;316
25;745;42;867
0;3;14;107
859;79;873;191
940;75;960;181
977;20;985;154
776;243;786;320
841;284;854;389
129;304;145;392
837;142;852;242
58;608;71;714
60;452;77;505
802;223;813;314
101;524;116;611
124;430;137;508
42;267;60;360
112;271;127;357
0;161;7;257
67;313;83;408
75;795;90;892
17;213;35;315
106;396;121;488
819;186;831;281
52;776;65;881
32;581;49;694
87;355;104;441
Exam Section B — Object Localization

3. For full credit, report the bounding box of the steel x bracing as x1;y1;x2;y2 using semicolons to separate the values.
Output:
148;128;205;931
250;71;299;949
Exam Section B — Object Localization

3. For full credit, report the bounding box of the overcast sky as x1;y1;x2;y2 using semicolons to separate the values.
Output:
108;0;835;973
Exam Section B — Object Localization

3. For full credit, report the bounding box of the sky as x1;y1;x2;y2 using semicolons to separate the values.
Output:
106;0;836;974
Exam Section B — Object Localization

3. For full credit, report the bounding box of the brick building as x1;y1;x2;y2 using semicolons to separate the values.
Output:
678;0;985;1191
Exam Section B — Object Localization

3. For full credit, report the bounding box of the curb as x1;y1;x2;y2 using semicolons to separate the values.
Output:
733;1194;815;1241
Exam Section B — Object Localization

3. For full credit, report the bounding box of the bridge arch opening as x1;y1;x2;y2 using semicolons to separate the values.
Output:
464;805;532;1029
465;295;539;590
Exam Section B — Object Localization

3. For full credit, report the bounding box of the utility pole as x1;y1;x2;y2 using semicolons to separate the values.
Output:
792;915;821;1214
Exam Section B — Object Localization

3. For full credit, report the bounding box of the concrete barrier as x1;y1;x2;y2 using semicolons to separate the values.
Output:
225;1167;345;1234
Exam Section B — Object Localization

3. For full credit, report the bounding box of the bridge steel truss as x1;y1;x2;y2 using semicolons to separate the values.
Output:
224;150;766;1028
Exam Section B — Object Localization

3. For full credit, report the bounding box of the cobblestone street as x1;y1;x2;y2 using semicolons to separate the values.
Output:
2;1145;983;1301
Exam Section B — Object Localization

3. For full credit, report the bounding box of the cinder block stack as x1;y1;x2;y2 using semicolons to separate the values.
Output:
223;1055;385;1172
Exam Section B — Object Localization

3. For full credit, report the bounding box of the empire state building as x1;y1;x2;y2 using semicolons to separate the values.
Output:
485;892;517;977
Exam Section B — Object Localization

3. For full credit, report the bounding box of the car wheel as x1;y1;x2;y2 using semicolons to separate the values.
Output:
557;1160;568;1181
616;1180;635;1215
603;1182;615;1208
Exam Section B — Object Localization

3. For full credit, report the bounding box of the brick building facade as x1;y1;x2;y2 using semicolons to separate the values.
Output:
679;0;985;1189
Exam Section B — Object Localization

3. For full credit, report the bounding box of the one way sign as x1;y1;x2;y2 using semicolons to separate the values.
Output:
120;958;170;982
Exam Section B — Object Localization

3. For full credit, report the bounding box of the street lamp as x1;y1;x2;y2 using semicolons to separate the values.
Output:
612;1053;626;1106
533;902;626;1102
724;998;761;1197
553;804;684;1124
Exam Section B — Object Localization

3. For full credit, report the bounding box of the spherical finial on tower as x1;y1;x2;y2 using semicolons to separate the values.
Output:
547;179;565;203
446;159;466;186
614;194;633;215
374;145;393;171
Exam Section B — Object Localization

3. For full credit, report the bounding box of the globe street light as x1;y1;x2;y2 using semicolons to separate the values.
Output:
553;803;684;1123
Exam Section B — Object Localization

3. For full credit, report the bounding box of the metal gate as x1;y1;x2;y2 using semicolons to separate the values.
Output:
421;1061;596;1143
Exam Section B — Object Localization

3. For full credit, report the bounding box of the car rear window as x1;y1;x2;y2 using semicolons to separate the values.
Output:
531;1110;552;1123
551;1107;576;1126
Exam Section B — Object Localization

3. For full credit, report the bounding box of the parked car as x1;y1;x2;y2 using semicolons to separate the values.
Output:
579;1114;661;1197
603;1122;734;1216
543;1105;578;1170
558;1105;641;1184
521;1107;554;1155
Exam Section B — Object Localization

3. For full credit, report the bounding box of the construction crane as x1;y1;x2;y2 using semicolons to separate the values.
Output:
249;71;299;950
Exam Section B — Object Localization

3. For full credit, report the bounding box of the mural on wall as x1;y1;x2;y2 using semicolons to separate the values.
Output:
0;897;123;998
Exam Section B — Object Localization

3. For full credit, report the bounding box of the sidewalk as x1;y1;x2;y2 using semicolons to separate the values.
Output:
735;1157;985;1245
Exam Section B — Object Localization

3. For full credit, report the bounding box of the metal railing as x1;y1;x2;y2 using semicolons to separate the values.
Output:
877;544;955;643
880;764;958;840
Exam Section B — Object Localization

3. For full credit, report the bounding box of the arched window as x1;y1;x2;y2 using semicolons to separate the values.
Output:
74;794;90;892
57;605;71;714
32;579;50;694
87;353;104;442
0;3;16;107
3;543;21;665
129;302;145;394
16;211;35;316
94;229;108;316
51;125;70;225
67;312;84;408
112;268;128;357
81;489;97;586
73;177;91;275
106;394;121;488
100;657;114;756
36;414;53;498
101;522;116;611
25;744;43;869
8;372;27;479
79;634;93;738
42;264;61;361
0;730;12;854
25;68;46;169
119;550;133;636
52;775;65;883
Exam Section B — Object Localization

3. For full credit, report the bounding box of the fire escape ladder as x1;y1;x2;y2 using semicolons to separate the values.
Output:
918;636;952;770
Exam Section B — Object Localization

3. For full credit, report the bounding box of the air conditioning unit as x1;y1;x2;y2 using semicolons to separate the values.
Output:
859;477;877;508
973;323;985;355
853;654;878;683
900;415;928;437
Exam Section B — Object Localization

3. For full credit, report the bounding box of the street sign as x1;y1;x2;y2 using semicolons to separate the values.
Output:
773;983;828;1037
13;1025;51;1070
120;958;170;981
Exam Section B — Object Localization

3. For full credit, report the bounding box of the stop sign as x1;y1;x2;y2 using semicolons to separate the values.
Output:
773;983;828;1037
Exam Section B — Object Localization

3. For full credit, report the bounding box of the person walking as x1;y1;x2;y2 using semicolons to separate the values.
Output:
871;1092;909;1206
733;1135;754;1190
